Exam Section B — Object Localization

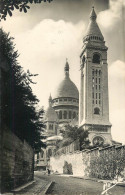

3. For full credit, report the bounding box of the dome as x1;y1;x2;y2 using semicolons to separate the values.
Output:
44;95;58;122
44;105;58;122
53;77;79;99
53;60;79;99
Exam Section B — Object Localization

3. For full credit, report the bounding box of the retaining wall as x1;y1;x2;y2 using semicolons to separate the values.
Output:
1;127;34;193
50;145;125;179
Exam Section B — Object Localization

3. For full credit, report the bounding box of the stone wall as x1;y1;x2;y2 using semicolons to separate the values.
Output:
50;145;125;179
50;151;84;176
1;127;34;193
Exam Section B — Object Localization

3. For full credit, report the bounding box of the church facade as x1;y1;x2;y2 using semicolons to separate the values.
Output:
35;7;114;170
45;7;112;147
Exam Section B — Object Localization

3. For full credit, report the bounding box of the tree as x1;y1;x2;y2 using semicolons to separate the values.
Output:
0;28;45;152
0;0;53;21
59;124;90;150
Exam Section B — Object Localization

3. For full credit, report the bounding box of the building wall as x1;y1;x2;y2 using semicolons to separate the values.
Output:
50;145;125;179
1;127;34;193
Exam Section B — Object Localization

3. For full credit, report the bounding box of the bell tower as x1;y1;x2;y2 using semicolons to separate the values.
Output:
79;7;112;146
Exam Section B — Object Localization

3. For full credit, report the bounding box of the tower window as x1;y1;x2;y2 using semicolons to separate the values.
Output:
92;54;100;64
82;55;85;64
94;107;100;115
49;124;53;130
99;78;101;84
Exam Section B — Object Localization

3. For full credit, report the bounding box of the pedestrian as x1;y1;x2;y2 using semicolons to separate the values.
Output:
47;168;50;176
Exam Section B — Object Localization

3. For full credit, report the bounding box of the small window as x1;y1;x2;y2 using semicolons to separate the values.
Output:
64;111;67;119
92;54;100;64
96;85;97;90
59;99;62;102
94;107;100;115
99;78;101;84
73;112;76;119
59;111;62;119
69;111;71;119
49;124;53;130
64;98;67;101
92;92;94;99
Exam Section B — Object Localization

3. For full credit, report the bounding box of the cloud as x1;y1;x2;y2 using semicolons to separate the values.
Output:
97;0;123;29
109;60;125;143
13;19;85;109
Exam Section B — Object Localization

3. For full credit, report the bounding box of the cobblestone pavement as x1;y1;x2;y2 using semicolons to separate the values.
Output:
36;173;125;195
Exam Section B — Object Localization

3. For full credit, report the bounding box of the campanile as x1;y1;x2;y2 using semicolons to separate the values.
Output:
79;7;112;146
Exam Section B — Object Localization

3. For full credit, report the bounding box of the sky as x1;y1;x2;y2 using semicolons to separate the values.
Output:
0;0;125;144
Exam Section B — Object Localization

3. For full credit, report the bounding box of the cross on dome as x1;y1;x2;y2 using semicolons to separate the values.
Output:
64;58;70;77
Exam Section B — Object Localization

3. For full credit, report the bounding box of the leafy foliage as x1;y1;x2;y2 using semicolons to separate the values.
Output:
0;28;45;151
88;146;125;180
59;125;90;150
0;0;53;21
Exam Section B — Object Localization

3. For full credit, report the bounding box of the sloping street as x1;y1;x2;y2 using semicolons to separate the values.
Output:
34;172;125;195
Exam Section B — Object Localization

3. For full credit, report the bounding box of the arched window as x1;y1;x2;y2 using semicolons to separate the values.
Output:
49;124;53;130
59;111;62;119
94;107;100;115
73;112;76;119
92;53;100;64
41;150;44;158
48;149;52;157
69;111;71;119
64;111;67;119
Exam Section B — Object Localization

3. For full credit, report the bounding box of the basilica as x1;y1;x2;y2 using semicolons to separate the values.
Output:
35;7;115;169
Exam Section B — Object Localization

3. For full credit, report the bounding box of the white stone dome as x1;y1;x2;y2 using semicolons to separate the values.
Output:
53;61;79;100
